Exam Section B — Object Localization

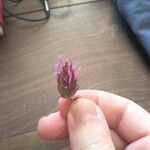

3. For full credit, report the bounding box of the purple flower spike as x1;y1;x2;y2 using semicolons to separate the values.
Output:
55;54;80;98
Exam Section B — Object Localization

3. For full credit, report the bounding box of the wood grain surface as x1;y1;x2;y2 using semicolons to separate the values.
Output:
0;0;150;149
0;131;69;150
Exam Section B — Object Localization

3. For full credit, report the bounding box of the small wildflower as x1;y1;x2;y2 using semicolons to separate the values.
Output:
55;54;80;98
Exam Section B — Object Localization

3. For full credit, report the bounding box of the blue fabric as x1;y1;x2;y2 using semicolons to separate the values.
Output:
115;0;150;57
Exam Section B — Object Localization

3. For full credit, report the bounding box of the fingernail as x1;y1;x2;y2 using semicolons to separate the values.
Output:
69;98;98;124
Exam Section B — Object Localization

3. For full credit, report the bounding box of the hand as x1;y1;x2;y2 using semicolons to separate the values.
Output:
37;90;150;150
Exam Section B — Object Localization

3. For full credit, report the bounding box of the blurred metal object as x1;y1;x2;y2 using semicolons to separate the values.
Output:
0;27;3;36
43;0;50;19
0;0;3;36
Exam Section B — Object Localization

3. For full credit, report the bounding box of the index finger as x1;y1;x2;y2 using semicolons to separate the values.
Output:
71;90;150;143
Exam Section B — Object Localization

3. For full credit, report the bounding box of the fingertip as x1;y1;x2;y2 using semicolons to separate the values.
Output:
58;98;66;106
58;98;72;118
37;112;68;140
38;116;50;140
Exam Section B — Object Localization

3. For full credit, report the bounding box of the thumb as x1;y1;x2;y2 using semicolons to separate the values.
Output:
67;98;115;150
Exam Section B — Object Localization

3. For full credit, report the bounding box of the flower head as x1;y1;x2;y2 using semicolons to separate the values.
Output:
55;54;80;98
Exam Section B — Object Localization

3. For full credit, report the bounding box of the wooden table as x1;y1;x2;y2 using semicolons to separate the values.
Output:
0;0;149;149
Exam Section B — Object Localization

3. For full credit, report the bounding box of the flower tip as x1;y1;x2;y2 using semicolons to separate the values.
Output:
55;54;80;98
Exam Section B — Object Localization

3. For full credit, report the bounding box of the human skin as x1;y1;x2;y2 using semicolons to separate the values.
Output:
37;90;150;150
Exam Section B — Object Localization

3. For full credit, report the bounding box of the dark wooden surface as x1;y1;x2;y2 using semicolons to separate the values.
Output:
0;0;150;149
